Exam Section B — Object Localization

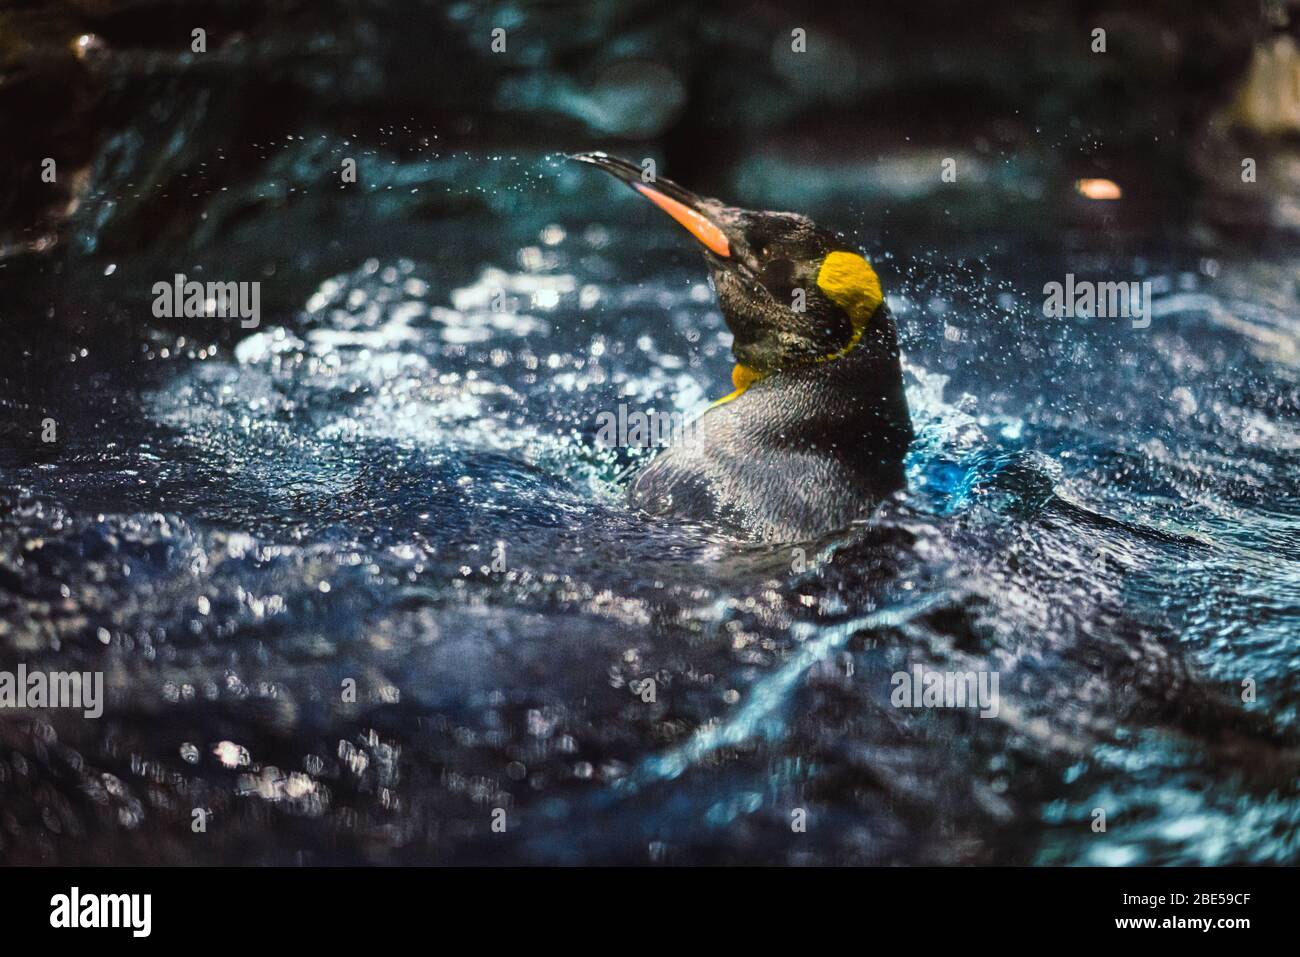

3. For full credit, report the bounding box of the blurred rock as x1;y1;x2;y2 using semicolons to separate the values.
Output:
1195;26;1300;235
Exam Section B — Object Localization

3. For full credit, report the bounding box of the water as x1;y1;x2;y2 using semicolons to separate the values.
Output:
1;152;1298;865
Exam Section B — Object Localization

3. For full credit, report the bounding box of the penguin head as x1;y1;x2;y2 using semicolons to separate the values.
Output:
572;152;885;379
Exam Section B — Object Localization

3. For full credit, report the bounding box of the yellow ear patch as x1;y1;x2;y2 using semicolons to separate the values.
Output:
816;251;883;327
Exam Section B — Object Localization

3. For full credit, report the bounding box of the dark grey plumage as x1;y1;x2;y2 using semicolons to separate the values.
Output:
630;311;911;541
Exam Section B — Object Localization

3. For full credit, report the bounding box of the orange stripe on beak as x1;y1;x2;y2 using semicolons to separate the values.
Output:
632;183;731;257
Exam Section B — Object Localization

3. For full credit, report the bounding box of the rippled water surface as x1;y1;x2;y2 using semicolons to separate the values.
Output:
2;153;1298;865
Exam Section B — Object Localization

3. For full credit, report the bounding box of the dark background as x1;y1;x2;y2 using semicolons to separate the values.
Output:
1;0;1296;329
0;0;1298;870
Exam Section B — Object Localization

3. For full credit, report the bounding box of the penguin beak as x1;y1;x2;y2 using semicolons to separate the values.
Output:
570;152;732;258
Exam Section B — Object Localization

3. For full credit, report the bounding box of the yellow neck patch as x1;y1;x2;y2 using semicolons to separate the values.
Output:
712;251;883;407
711;362;763;408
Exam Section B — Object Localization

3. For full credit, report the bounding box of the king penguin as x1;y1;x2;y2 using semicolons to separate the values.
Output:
573;152;913;543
